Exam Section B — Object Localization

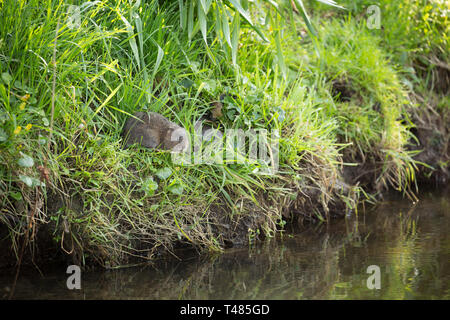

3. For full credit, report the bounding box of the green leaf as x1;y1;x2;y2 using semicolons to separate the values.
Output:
19;175;44;188
168;179;184;195
18;154;34;167
266;0;280;12
155;167;172;180
92;84;123;117
0;128;7;142
142;177;158;196
203;79;217;93
9;191;22;201
293;0;317;36
168;183;184;195
231;13;240;66
221;7;232;48
214;3;222;43
119;14;140;70
187;0;195;40
227;0;268;42
131;0;141;11
134;14;145;69
152;44;164;78
199;0;208;13
14;80;23;90
179;0;187;30
1;72;12;85
274;13;287;80
0;84;7;104
227;0;252;26
315;0;344;9
180;78;194;88
19;175;33;187
273;106;286;122
134;11;152;103
198;1;208;44
31;177;45;187
38;135;47;145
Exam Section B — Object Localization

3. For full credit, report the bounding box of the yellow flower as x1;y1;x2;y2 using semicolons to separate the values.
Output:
25;124;32;131
19;101;26;110
14;126;22;134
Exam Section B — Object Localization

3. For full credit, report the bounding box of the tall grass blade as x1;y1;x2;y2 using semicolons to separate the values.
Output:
231;11;240;66
221;5;232;48
227;0;268;42
120;14;141;70
293;0;317;37
198;0;208;44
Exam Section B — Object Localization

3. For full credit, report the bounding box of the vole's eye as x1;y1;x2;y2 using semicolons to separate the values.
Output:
178;136;183;142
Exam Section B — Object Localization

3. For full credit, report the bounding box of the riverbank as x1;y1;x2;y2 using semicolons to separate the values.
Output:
0;0;448;268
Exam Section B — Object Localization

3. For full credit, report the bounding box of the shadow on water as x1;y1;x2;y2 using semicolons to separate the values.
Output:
1;187;450;299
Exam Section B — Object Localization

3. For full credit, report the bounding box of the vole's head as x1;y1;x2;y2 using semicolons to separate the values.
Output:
165;127;190;153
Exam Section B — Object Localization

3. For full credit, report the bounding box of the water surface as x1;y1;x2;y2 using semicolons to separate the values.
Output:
2;188;449;299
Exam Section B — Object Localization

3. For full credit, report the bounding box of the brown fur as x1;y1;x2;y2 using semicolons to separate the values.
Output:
122;112;189;152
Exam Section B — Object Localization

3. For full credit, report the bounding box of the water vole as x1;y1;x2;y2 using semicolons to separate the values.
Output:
122;112;189;152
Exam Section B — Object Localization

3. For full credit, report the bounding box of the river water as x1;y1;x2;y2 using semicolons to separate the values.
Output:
2;188;449;299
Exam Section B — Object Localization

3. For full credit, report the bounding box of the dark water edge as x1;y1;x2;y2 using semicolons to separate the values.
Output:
1;187;449;300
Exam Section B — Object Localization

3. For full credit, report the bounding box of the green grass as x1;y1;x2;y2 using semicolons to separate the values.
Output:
311;0;449;184
308;17;418;196
0;0;447;267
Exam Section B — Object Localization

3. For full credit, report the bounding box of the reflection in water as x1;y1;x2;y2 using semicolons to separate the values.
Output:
1;189;449;299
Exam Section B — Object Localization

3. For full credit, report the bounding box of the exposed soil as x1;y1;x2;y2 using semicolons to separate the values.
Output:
414;56;450;95
0;162;357;269
331;78;357;102
408;98;450;185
